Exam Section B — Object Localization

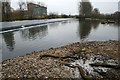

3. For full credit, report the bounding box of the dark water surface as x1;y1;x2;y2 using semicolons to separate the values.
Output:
0;19;119;61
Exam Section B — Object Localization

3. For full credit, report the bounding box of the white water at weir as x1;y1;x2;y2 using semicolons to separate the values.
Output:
21;25;25;28
0;18;71;29
0;18;73;34
0;24;48;34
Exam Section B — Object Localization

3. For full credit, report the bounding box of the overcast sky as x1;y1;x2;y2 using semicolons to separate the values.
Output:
11;0;120;15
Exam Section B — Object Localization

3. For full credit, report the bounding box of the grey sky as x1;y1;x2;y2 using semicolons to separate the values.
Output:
11;0;120;15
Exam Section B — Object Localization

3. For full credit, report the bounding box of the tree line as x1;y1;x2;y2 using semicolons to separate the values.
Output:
78;0;120;22
0;0;120;22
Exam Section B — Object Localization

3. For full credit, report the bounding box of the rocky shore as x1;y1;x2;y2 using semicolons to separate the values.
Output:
1;40;120;80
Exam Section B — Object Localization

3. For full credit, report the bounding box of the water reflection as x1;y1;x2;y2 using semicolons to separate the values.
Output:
1;20;119;61
21;25;48;40
61;21;70;26
49;22;60;29
78;20;100;40
107;23;120;28
2;32;15;51
91;20;100;29
49;21;70;29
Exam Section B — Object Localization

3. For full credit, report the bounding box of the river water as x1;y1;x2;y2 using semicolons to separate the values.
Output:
0;19;119;61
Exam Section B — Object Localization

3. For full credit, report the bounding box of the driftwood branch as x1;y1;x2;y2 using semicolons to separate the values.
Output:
90;62;120;69
38;54;93;80
94;69;106;77
62;62;93;80
39;54;79;60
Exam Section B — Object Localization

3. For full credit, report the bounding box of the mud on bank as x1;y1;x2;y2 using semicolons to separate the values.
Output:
1;40;120;80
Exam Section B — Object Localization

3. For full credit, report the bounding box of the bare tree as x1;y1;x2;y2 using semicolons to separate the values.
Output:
17;0;27;20
79;0;93;17
18;0;26;10
2;0;12;21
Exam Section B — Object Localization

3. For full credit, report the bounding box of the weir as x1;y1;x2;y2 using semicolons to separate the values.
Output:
0;18;73;33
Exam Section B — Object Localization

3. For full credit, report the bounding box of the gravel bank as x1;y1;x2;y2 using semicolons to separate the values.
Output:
1;40;120;79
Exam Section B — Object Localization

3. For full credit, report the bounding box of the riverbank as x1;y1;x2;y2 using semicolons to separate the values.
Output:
1;40;120;79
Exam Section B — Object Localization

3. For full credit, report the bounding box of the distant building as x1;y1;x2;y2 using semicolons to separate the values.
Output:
27;3;47;18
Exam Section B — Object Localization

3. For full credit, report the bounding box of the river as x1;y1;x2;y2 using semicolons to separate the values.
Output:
0;19;119;61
